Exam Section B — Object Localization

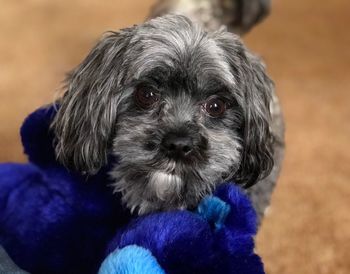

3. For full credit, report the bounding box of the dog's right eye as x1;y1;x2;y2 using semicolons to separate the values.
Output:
134;87;160;109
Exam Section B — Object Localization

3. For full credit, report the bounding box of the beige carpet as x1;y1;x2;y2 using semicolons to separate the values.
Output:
0;0;349;273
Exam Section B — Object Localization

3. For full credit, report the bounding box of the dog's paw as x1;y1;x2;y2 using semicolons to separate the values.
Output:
99;245;165;274
195;196;231;231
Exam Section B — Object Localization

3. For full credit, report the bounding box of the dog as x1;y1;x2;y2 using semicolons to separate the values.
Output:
52;14;274;215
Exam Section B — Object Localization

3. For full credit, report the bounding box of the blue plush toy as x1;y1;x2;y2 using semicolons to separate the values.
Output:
0;105;265;274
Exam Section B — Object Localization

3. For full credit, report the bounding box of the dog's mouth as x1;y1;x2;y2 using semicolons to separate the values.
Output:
147;157;201;179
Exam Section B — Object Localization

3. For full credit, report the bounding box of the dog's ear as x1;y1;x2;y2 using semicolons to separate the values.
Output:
51;28;135;174
236;51;274;187
214;32;274;187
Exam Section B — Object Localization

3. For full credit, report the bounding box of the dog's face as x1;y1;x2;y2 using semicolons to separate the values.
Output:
52;15;273;214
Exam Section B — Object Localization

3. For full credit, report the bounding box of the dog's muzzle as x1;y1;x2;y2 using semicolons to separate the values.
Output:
161;132;194;159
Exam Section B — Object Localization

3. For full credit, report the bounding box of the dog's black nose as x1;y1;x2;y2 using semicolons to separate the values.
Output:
162;133;193;158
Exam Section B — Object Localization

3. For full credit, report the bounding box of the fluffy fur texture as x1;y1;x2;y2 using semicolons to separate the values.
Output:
0;105;264;274
52;15;274;214
149;0;271;34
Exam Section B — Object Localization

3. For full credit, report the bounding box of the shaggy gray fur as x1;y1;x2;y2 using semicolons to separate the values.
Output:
149;1;284;225
149;0;271;34
52;15;274;215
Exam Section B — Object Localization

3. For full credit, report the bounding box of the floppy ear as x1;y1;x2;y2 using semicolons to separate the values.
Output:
214;32;274;187
51;28;135;174
236;51;274;187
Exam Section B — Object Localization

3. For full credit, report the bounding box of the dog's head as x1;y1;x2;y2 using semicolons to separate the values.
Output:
52;15;273;214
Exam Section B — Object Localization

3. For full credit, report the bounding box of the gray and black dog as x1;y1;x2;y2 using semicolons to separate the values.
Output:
52;14;283;218
0;2;284;273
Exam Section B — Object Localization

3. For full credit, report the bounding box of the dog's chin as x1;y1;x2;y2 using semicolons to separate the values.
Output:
148;171;183;202
111;160;208;215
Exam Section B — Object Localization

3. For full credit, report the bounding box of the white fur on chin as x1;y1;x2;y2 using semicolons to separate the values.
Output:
148;171;183;201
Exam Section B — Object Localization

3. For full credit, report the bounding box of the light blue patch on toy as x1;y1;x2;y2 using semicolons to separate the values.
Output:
99;245;165;274
196;196;231;230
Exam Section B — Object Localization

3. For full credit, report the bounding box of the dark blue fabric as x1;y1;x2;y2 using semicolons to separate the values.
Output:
107;184;264;274
0;105;264;274
0;245;29;273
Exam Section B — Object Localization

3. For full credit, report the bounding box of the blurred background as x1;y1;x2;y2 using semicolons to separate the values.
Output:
0;0;349;273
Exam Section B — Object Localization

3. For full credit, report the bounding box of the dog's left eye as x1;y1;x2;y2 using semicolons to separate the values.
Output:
203;97;227;118
134;87;160;109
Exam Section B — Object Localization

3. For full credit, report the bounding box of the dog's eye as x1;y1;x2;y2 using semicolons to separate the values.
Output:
135;87;160;109
203;97;226;118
